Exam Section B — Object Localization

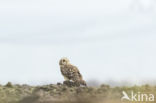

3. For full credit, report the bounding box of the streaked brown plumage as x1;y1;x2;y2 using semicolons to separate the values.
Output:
59;57;86;86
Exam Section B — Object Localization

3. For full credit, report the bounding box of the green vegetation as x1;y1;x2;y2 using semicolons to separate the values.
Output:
0;82;155;103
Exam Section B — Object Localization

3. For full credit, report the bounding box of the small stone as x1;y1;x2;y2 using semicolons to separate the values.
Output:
57;82;62;85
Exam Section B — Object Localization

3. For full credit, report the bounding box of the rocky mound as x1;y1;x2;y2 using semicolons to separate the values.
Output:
0;82;155;103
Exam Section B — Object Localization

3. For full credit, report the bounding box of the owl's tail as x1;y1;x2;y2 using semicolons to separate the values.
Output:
80;80;87;86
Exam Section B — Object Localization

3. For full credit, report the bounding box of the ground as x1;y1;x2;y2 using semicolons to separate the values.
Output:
0;82;156;103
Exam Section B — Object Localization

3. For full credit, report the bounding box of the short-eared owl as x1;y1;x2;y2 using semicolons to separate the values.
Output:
59;57;87;86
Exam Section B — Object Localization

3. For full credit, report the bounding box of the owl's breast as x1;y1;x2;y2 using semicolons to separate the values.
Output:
61;66;74;80
60;67;68;77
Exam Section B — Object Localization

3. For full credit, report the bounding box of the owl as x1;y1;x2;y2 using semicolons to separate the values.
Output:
59;57;87;86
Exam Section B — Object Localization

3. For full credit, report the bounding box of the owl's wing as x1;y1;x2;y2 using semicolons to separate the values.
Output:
73;66;83;79
67;65;83;80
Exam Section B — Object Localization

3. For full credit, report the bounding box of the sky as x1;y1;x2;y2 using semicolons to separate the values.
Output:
0;0;156;86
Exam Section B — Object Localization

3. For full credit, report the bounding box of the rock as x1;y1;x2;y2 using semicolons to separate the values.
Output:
63;81;80;87
57;82;62;86
5;82;13;88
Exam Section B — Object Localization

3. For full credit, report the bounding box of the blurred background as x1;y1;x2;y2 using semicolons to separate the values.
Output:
0;0;156;86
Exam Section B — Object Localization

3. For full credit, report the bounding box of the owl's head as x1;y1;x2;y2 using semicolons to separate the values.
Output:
59;57;70;66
